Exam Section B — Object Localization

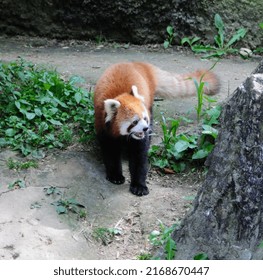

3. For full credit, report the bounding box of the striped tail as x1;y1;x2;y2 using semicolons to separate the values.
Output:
154;67;220;98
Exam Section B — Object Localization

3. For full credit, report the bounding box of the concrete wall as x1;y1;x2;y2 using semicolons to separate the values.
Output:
0;0;262;48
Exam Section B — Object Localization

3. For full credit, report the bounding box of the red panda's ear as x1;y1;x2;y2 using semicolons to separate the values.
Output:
130;85;144;102
104;99;120;122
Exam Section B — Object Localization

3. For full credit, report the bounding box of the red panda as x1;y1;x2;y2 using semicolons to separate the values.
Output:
94;62;219;196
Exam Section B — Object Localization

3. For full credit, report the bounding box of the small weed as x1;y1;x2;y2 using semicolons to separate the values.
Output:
43;186;62;197
8;179;26;190
30;201;42;209
92;227;122;245
164;26;176;49
136;253;153;260
194;253;209;260
192;61;218;122
78;209;87;219
182;14;247;59
7;158;38;170
52;198;85;215
95;34;107;45
148;221;177;260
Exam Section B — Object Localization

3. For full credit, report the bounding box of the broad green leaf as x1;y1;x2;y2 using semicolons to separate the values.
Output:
226;28;247;48
181;37;191;45
202;124;218;138
192;149;210;160
5;128;17;137
191;45;216;53
74;91;82;104
0;138;7;146
56;205;67;214
214;14;224;30
69;75;85;85
48;119;63;126
34;108;42;116
15;101;21;109
174;140;189;153
166;25;174;35
194;253;209;260
165;238;176;260
163;40;170;49
25;112;36;120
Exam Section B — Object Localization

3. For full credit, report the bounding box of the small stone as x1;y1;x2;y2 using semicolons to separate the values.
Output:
239;48;253;58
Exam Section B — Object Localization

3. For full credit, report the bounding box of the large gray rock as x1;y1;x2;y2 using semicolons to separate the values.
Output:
0;0;262;48
172;60;263;260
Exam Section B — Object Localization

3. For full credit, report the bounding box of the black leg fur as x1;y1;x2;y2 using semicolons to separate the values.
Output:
127;133;150;196
97;133;125;184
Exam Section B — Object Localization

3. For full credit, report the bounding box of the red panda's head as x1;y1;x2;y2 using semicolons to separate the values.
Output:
104;85;150;140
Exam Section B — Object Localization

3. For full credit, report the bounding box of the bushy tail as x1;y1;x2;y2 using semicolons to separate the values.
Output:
154;67;220;98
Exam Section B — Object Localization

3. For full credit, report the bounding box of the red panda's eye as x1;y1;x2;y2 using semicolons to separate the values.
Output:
133;119;139;125
144;117;148;123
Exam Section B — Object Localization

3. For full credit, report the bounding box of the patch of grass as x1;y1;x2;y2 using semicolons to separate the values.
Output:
6;158;38;170
181;14;247;59
92;227;122;246
0;58;94;157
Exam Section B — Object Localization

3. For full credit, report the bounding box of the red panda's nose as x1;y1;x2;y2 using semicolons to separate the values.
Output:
143;127;149;132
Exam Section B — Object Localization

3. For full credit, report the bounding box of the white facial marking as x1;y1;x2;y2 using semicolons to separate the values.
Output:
104;99;120;122
120;120;131;136
131;85;145;102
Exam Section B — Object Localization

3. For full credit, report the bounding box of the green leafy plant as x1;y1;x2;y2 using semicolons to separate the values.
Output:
192;61;218;122
92;227;122;245
52;198;85;215
182;14;247;58
8;179;26;190
194;253;209;260
7;158;38;170
164;26;176;49
149;104;221;172
43;186;62;197
136;253;152;260
0;59;94;157
149;222;177;260
149;63;221;173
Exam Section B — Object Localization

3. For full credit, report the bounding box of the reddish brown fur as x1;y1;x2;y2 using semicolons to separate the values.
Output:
94;62;219;134
94;62;157;134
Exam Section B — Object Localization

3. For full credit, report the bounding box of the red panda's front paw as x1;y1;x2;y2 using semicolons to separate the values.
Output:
130;185;149;196
106;175;125;185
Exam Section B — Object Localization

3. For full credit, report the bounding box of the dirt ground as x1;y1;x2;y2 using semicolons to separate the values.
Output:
0;36;261;260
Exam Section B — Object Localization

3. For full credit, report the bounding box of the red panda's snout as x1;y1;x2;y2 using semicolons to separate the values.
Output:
119;115;149;140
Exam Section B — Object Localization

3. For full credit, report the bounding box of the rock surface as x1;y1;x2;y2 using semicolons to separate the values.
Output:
172;60;263;260
0;0;262;48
